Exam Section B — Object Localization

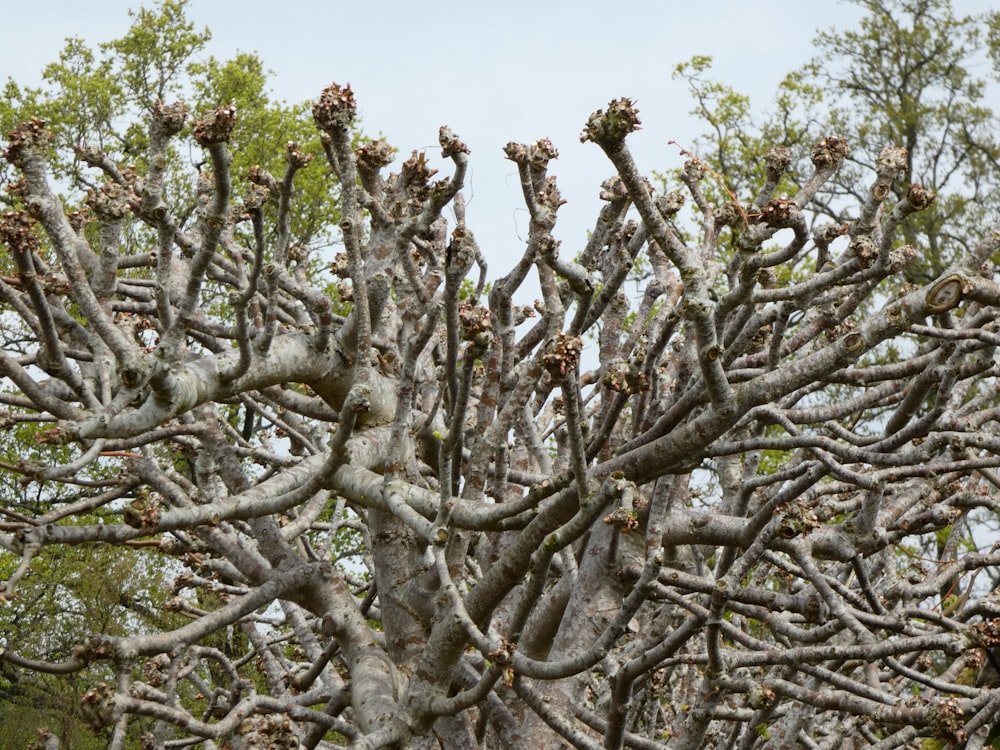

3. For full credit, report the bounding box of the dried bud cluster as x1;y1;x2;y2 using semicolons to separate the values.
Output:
580;97;641;148
541;332;583;378
528;137;558;167
764;145;793;178
356;139;396;172
459;301;491;343
0;210;40;255
928;696;969;744
237;714;300;749
715;201;745;226
247;164;280;193
888;243;917;273
811;136;849;168
602;359;648;394
813;221;850;245
849;235;879;267
285;140;313;169
192;104;237;146
604;506;640;531
536;176;564;212
503;138;559;168
599;176;628;203
682;159;706;182
312;82;357;132
330;251;351;278
447;224;477;275
153;99;188;136
973;618;1000;648
86;181;134;219
123;497;161;529
399;150;438;202
3;118;53;165
79;682;116;731
655;192;686;217
242;182;271;215
759;195;798;228
907;183;936;209
439;126;470;158
876;145;909;172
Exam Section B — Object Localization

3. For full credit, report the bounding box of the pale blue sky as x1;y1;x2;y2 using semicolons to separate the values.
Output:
1;1;996;270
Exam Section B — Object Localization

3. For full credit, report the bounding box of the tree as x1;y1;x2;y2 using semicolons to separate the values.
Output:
8;7;1000;750
671;0;1000;283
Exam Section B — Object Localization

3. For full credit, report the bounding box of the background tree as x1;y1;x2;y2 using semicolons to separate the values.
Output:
8;3;1000;750
808;0;1000;283
0;0;343;252
671;0;1000;282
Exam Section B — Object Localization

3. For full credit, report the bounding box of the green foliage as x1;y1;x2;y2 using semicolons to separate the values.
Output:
0;543;170;658
805;0;1000;279
669;0;1000;282
103;0;211;110
189;52;344;252
0;1;210;182
664;55;823;214
0;540;171;748
0;0;346;257
0;671;108;749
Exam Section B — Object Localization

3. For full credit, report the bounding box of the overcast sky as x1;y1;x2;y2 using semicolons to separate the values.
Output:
1;1;997;273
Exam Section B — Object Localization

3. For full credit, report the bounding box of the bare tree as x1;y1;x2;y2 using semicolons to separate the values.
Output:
4;83;1000;750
